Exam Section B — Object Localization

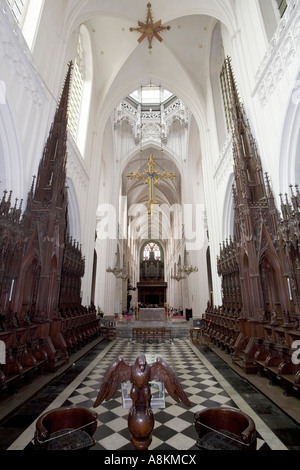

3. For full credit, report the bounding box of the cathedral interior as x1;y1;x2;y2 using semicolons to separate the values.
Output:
0;0;300;454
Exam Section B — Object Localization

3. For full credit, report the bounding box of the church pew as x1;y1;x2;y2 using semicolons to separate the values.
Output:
101;326;116;340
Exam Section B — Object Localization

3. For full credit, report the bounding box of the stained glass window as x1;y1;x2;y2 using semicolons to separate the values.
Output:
143;243;161;261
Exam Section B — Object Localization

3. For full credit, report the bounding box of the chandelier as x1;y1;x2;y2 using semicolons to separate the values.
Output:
129;3;171;50
171;265;198;281
106;250;129;280
106;265;128;280
180;265;198;276
106;253;129;280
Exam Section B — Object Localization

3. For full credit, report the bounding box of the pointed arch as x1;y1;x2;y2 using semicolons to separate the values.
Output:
259;224;289;314
66;177;81;243
223;172;235;240
48;254;58;313
16;249;41;319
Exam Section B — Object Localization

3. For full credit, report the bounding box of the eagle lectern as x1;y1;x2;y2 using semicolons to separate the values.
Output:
93;354;191;450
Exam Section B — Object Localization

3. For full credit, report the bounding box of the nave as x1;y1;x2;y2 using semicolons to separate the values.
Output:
1;337;300;451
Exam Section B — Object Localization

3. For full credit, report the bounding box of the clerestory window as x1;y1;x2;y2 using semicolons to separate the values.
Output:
6;0;44;50
68;54;84;142
6;0;29;26
68;25;92;157
275;0;288;17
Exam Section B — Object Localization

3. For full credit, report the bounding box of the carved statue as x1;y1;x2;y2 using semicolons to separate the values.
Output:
94;353;190;413
93;353;190;450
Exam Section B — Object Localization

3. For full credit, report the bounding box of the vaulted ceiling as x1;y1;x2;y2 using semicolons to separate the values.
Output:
64;0;236;127
62;0;237;242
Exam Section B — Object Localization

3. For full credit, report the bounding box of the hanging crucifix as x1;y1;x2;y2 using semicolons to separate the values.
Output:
129;3;171;49
127;155;176;214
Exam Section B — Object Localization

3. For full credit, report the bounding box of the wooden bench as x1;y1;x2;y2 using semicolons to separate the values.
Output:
101;327;116;341
190;328;201;344
132;328;171;343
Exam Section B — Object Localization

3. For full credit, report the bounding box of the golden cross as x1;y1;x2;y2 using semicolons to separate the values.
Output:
127;155;176;213
129;3;171;49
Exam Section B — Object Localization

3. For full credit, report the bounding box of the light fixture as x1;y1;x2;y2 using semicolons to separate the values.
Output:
180;265;198;276
171;273;186;281
129;3;171;50
171;265;198;281
106;265;128;280
106;252;129;280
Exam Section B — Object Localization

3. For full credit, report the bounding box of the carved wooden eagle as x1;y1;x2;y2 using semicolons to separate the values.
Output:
93;354;191;414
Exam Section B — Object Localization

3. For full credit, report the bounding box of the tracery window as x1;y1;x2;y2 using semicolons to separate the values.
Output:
143;243;161;261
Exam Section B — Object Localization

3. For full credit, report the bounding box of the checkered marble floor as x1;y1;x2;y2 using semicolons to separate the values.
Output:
57;338;275;451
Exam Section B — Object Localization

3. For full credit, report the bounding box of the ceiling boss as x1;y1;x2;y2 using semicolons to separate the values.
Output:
127;155;176;215
129;3;171;49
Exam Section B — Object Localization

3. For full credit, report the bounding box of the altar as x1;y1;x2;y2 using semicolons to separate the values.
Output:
139;308;166;322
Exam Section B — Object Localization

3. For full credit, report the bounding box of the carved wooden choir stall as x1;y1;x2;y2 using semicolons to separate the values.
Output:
201;57;300;396
0;63;101;395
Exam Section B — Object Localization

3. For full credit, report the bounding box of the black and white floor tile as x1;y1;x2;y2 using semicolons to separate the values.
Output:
6;337;295;452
